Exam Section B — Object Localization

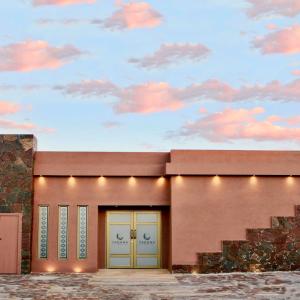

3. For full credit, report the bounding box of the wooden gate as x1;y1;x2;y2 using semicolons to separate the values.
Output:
0;213;22;274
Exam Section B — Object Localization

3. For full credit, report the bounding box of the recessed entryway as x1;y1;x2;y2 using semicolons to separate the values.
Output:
106;211;161;268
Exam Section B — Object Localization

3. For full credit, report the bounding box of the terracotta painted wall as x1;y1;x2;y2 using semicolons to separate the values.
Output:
32;176;170;272
171;175;300;266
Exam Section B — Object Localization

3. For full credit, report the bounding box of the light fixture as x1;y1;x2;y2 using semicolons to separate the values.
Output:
129;176;136;186
98;176;106;186
46;266;55;272
38;175;46;185
250;175;257;185
68;175;76;187
73;267;82;273
157;176;166;186
287;175;294;186
212;175;221;186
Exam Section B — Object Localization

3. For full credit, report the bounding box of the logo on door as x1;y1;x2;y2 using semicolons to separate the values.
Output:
116;233;124;240
112;233;128;244
143;233;151;240
140;232;155;245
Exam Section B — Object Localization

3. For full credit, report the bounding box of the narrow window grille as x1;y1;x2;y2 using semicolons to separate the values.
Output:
38;206;49;259
58;206;69;259
77;206;88;259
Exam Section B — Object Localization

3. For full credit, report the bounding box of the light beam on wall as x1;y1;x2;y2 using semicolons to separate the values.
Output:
175;175;183;185
212;175;221;186
38;175;46;186
46;266;55;272
250;175;257;186
98;176;106;186
157;176;166;187
129;176;136;186
73;267;82;273
68;175;76;187
287;175;294;186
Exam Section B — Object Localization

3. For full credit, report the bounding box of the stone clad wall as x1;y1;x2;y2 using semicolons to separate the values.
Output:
0;135;36;273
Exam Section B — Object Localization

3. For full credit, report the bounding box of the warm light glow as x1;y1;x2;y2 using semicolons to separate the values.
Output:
129;176;136;186
73;267;82;273
250;264;261;273
175;175;183;185
192;270;198;275
157;176;166;187
38;175;46;186
98;176;106;186
46;266;55;272
287;175;295;186
68;175;76;187
250;175;257;186
212;175;221;186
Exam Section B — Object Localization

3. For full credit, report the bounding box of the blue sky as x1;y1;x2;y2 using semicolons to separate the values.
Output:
0;0;300;151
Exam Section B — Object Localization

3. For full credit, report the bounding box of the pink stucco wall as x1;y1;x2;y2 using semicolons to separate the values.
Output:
31;150;300;271
171;175;300;265
32;176;170;272
169;150;300;265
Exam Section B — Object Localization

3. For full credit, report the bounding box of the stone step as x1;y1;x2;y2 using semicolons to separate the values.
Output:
197;252;222;273
271;216;296;229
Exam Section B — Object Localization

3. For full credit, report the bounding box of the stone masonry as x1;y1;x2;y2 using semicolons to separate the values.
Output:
0;135;36;273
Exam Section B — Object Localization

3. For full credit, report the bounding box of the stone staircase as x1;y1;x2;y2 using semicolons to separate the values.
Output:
197;205;300;273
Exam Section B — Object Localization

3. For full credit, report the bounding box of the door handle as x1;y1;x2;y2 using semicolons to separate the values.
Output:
130;230;137;239
130;229;134;239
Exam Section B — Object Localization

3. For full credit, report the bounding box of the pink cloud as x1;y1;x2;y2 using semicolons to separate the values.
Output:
0;40;83;72
246;0;300;18
128;43;210;69
0;101;21;115
115;82;184;114
176;107;300;143
103;2;162;30
291;69;300;76
33;0;95;6
253;25;300;55
0;119;55;133
56;78;300;114
54;80;118;96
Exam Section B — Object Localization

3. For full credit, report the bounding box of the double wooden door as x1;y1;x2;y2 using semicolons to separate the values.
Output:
106;211;161;268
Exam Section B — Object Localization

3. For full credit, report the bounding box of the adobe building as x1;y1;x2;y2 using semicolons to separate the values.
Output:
1;134;300;274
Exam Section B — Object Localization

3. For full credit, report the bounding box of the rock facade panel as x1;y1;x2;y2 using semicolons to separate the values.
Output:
0;135;36;273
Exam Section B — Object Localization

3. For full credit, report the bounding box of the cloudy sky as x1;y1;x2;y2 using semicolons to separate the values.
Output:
1;0;300;151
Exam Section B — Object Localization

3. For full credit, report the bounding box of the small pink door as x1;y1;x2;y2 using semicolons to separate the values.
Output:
0;214;22;274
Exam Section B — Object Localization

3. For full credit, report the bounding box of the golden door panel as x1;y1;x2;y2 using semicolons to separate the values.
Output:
106;211;161;269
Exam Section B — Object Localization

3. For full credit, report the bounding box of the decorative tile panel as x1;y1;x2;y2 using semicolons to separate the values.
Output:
38;206;48;259
58;206;68;259
78;206;88;259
